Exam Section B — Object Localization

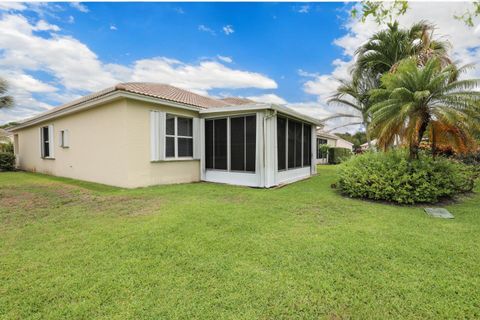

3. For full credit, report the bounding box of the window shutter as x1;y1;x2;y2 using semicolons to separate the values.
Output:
64;130;69;148
48;125;54;158
150;111;166;161
193;117;201;159
40;127;44;157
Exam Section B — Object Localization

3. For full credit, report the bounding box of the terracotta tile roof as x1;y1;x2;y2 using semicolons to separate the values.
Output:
115;83;230;109
219;97;254;105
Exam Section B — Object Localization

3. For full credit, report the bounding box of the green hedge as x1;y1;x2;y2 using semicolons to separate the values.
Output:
338;150;476;204
0;152;15;171
328;147;352;164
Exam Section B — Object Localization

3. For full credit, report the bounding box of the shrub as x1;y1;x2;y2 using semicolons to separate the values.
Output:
0;141;14;153
338;150;476;204
0;152;15;171
328;147;352;164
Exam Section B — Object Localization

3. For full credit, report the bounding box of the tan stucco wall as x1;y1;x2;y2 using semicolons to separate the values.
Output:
14;99;130;187
13;98;201;188
124;99;200;188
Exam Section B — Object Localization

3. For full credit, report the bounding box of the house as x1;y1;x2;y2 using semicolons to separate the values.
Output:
9;83;321;188
315;130;354;164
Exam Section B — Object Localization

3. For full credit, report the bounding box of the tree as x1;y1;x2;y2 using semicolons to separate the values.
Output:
327;73;376;148
0;78;13;109
352;1;480;28
354;21;451;79
369;58;480;160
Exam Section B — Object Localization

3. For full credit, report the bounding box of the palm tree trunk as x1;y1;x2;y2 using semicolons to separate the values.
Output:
431;126;437;159
410;116;430;160
364;121;372;149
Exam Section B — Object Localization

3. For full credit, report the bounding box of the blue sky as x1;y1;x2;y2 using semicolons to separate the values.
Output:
1;2;479;132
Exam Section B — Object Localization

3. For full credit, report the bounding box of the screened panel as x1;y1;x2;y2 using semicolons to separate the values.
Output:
303;124;311;166
178;138;193;157
205;120;214;169
230;117;245;171
295;121;302;168
178;117;192;136
245;115;256;172
277;117;286;171
214;119;227;170
287;119;295;169
166;115;175;135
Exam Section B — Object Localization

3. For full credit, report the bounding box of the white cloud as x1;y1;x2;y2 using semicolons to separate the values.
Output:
298;5;310;14
0;2;26;11
67;15;75;24
130;58;277;95
110;25;117;31
33;20;60;32
70;2;89;13
223;25;234;35
174;7;185;14
0;13;278;123
198;24;216;36
247;94;287;104
217;55;233;63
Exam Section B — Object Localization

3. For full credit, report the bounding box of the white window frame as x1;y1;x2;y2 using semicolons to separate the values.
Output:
60;129;69;148
205;114;257;174
165;114;194;159
40;125;54;159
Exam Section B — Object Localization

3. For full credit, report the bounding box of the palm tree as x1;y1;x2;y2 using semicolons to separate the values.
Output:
369;57;480;160
0;78;13;109
354;21;451;79
327;72;377;148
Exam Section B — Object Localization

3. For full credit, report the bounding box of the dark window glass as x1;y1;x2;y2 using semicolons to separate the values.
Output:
277;117;286;171
42;126;49;158
287;120;295;168
230;117;245;171
166;115;175;135
245;115;256;172
295;121;302;167
303;124;311;166
214;119;227;170
178;138;193;157
178;117;192;136
205;120;214;169
165;137;175;157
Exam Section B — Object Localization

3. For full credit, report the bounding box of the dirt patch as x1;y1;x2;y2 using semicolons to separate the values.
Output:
0;182;166;227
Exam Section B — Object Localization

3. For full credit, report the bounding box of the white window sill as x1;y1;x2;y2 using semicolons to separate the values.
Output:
151;158;197;163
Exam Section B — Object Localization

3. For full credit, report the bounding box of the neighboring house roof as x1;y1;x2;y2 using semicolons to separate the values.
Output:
220;97;254;105
316;130;339;140
361;139;378;148
10;82;323;131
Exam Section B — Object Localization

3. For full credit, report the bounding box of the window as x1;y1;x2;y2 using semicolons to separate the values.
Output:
277;116;312;171
317;138;328;159
165;114;193;158
230;115;256;172
205;118;227;170
205;115;256;172
60;130;69;148
276;117;286;171
40;125;54;158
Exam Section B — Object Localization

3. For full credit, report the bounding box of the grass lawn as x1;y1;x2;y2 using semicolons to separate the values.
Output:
1;166;479;319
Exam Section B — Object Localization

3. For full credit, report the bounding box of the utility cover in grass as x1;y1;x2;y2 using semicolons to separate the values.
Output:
425;208;454;219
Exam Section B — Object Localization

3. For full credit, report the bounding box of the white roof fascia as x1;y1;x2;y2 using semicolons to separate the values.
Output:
200;103;323;126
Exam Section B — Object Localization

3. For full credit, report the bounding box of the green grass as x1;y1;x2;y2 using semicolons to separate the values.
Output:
1;166;479;319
